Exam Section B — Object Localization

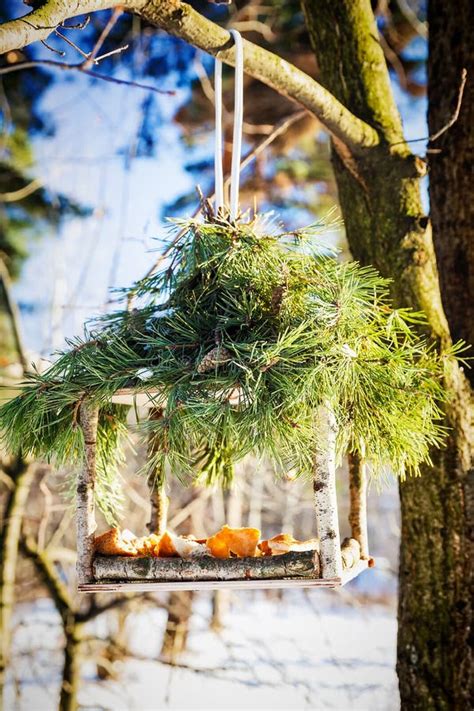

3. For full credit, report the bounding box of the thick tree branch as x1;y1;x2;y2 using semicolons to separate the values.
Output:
21;537;75;620
0;0;379;153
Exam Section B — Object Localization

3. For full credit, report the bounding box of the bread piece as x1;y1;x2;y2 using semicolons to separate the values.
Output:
94;528;139;556
159;531;208;558
259;533;320;556
135;533;162;557
207;525;260;559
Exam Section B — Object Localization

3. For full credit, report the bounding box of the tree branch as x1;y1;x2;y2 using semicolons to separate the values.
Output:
0;259;30;373
0;59;174;95
0;0;379;153
21;537;75;620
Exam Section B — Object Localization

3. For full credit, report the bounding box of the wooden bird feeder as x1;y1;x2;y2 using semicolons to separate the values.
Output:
76;389;371;593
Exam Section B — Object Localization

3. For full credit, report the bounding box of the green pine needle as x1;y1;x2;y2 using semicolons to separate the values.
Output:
0;213;454;517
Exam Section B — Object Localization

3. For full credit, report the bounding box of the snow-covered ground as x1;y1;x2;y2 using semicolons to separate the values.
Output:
6;576;399;711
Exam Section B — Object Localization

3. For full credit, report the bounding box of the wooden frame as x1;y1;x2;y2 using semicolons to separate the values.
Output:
76;393;370;592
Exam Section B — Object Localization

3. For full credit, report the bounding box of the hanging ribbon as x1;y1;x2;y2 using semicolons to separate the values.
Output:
214;29;244;221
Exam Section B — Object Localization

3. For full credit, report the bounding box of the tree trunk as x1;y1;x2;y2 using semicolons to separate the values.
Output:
428;0;474;385
59;617;83;711
160;591;194;663
302;1;473;707
0;460;34;708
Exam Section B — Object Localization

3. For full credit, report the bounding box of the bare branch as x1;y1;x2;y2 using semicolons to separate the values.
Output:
21;537;75;619
0;0;127;51
54;28;90;60
396;0;428;40
428;68;467;142
391;68;467;146
0;59;174;95
82;6;123;69
0;0;379;153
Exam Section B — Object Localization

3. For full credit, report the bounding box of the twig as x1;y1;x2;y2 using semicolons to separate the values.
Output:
396;0;427;40
82;7;124;70
391;68;467;146
428;68;467;142
78;594;139;623
54;28;90;60
378;31;407;90
93;44;129;62
40;37;65;56
0;60;174;95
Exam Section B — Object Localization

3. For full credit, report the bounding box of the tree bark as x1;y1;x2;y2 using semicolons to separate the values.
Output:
94;550;320;582
21;539;82;711
59;618;83;711
77;403;99;585
0;460;34;710
302;1;473;708
147;408;169;536
428;0;474;385
160;590;194;663
313;405;342;579
348;451;369;559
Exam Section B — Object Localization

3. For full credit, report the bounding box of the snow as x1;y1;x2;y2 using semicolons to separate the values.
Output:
6;579;399;711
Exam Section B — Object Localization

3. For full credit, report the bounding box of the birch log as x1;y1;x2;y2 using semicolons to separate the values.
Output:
348;450;369;559
93;550;320;582
313;404;343;579
77;402;99;585
147;407;169;536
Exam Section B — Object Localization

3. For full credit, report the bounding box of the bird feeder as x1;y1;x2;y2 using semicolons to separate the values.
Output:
0;32;446;596
76;396;370;593
0;210;445;594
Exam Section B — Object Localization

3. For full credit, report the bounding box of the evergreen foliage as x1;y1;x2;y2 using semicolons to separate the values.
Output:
0;212;453;517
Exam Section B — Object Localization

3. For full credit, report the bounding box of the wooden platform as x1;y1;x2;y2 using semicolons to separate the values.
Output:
78;559;369;593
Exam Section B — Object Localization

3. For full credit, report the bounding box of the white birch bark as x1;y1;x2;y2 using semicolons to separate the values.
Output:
313;404;343;579
76;401;99;585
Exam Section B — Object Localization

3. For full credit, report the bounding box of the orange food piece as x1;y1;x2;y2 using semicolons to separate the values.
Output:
159;531;179;557
94;528;138;556
259;533;320;556
207;525;260;559
135;533;162;557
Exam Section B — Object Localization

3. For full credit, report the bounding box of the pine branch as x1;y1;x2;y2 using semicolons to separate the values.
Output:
0;216;451;515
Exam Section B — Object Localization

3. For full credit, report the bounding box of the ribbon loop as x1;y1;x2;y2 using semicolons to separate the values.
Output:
214;29;244;221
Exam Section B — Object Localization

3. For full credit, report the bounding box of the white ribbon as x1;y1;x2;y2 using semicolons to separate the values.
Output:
214;29;244;221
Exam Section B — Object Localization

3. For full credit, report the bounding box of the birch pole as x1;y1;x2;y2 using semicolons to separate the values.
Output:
313;404;343;579
147;408;169;536
348;449;369;559
77;401;99;585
